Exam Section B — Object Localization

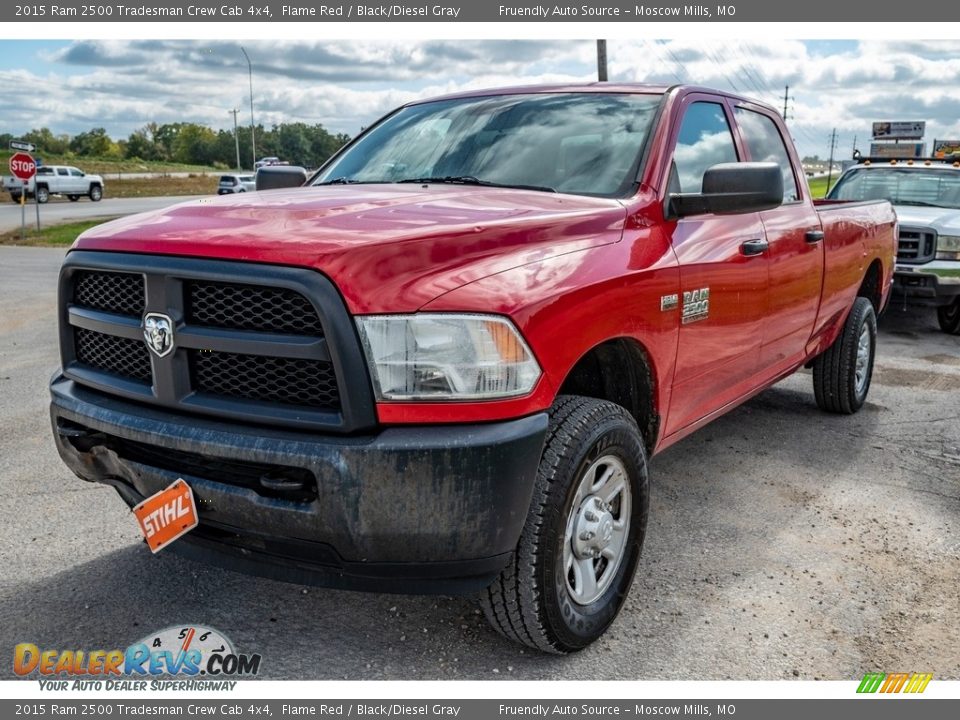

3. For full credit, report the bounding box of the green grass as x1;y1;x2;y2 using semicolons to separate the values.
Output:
0;151;220;175
0;217;119;246
806;176;833;199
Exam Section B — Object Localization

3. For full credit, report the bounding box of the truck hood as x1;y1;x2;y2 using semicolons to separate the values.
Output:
74;185;627;313
892;205;960;235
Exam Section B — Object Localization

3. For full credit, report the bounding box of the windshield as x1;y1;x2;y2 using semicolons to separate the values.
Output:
313;92;662;197
829;167;960;209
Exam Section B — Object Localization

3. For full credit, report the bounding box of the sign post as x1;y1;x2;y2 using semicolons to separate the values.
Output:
9;151;37;240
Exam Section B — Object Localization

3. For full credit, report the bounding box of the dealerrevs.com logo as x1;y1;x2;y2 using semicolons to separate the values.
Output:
14;625;261;691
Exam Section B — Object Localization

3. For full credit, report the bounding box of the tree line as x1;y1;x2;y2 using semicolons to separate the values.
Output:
0;122;352;170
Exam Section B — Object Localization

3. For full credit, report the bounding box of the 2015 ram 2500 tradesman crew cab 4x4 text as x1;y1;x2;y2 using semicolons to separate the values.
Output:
50;84;896;653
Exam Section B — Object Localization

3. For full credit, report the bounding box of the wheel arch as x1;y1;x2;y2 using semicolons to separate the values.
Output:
556;337;660;454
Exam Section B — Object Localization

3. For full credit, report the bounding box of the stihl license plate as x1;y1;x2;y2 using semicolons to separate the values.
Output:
132;479;199;553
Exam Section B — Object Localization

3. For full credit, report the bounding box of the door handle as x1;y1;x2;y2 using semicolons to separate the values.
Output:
740;239;769;256
805;230;825;243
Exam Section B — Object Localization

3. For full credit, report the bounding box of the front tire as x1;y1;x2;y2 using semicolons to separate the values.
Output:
88;185;102;202
937;298;960;335
481;396;649;653
812;297;877;413
35;186;49;204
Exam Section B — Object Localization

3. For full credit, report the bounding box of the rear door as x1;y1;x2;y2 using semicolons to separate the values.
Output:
664;96;770;435
733;106;824;370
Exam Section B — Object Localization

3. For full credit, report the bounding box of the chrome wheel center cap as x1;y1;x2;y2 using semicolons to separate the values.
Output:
573;495;615;559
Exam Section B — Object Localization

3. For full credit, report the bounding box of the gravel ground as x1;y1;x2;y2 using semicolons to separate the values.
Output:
0;245;957;681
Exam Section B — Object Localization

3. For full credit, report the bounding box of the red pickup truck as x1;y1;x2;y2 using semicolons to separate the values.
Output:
51;84;895;653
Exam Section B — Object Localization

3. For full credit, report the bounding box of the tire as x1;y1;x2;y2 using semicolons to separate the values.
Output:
481;395;649;653
35;186;49;204
937;297;960;335
68;195;80;202
10;193;21;203
812;297;877;414
88;185;102;202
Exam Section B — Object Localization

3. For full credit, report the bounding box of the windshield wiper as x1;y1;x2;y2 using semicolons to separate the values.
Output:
315;177;390;186
398;176;556;193
896;200;945;208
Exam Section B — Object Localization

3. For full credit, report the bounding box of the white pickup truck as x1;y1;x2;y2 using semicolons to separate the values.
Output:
828;156;960;334
2;165;104;204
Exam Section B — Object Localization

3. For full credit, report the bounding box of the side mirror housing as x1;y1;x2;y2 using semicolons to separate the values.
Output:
256;166;308;191
668;162;784;218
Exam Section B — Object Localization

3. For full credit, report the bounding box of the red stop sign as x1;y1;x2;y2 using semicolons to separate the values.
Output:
9;152;37;181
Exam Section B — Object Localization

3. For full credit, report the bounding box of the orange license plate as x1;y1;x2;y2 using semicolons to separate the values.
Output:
132;479;199;553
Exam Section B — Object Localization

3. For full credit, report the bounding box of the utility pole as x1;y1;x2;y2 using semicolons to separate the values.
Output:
782;85;790;121
826;128;838;193
597;40;608;82
240;45;256;167
229;109;241;171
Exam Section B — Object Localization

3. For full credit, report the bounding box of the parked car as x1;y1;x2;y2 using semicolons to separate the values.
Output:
828;156;960;333
217;174;256;194
50;84;896;653
2;165;104;203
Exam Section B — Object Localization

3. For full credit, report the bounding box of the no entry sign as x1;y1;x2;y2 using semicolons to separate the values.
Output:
9;152;37;181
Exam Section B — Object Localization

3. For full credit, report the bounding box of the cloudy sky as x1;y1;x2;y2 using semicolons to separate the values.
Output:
2;39;960;159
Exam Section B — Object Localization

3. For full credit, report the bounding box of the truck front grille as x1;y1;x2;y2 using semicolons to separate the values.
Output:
897;227;936;264
186;281;324;335
60;253;375;432
74;271;145;316
191;350;339;408
74;328;152;383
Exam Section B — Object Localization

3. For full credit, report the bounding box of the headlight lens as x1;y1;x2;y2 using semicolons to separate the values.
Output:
936;234;960;260
355;314;541;400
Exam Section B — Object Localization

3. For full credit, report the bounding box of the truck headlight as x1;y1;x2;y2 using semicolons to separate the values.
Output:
355;314;541;400
936;234;960;261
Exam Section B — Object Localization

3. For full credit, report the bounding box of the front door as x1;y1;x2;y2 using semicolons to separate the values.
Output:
664;98;770;435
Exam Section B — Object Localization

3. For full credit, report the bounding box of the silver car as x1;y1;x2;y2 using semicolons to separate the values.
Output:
217;174;256;194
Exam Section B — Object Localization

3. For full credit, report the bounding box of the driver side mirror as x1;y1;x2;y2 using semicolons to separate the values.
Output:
668;162;784;218
256;166;308;191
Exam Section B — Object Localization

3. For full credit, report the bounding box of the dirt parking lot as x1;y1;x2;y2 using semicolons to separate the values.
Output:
0;245;957;680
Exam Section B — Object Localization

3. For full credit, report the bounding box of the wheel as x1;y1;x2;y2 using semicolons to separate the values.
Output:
88;185;102;202
937;297;960;335
35;186;50;204
10;193;21;203
812;297;877;414
481;395;649;653
68;195;80;202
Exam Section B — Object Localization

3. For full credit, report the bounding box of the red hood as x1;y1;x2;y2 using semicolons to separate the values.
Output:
74;185;627;313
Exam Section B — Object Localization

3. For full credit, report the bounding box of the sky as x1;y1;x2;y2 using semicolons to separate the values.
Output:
1;38;959;160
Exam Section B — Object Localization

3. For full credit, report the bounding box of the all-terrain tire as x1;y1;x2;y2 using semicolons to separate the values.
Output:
480;395;649;653
812;297;877;414
937;298;960;335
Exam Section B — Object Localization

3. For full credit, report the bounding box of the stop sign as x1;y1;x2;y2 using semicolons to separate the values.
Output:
9;152;37;181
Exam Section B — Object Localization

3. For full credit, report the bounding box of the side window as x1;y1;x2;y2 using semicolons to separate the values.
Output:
735;108;800;202
671;102;738;193
69;169;83;177
57;168;69;176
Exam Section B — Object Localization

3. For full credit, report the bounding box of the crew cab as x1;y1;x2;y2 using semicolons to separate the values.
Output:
828;156;960;334
3;165;104;203
49;85;896;653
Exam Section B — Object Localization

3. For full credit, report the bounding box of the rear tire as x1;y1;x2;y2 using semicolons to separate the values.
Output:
481;395;649;653
10;193;21;203
88;185;102;202
68;195;80;202
36;186;49;204
937;298;960;335
812;297;877;414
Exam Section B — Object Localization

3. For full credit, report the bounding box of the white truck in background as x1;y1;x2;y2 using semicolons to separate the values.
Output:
828;155;960;334
2;165;104;204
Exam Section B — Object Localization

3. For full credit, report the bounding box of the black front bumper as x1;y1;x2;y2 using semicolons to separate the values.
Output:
51;376;548;595
892;267;960;307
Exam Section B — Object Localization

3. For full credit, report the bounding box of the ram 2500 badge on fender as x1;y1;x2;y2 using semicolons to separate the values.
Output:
50;85;896;653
